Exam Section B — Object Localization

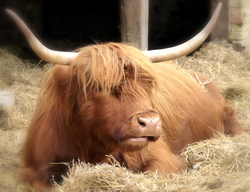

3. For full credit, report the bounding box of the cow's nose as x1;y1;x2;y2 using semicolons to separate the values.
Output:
138;116;160;130
137;113;161;140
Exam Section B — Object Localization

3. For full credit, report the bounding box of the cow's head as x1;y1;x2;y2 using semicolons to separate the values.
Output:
55;43;162;152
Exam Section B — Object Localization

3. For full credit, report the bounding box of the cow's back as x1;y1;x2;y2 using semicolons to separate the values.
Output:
151;62;242;153
185;69;243;136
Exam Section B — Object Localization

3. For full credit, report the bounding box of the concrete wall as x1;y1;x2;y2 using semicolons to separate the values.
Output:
229;0;250;48
211;0;250;49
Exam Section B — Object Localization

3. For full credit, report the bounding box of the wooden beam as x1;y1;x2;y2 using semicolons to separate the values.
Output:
120;0;149;50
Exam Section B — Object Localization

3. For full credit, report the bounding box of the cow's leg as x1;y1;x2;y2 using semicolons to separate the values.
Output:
20;167;52;191
20;162;68;190
142;139;185;174
121;139;185;174
222;101;243;135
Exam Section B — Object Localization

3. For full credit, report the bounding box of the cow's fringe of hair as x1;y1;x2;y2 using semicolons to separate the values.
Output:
69;43;157;99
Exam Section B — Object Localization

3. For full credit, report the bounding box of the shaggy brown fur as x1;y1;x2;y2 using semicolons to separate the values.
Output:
20;43;243;190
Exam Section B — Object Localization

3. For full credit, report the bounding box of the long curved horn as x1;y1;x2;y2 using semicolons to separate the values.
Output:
143;3;222;63
6;9;77;65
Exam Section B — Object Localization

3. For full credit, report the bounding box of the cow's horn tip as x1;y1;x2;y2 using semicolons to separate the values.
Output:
6;9;13;14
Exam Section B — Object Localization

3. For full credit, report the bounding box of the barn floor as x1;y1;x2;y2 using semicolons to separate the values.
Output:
0;41;250;191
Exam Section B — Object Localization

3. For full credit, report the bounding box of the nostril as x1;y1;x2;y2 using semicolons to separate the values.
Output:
138;118;146;127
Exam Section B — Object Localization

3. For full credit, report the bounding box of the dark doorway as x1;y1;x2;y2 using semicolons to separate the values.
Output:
149;0;210;49
1;0;210;52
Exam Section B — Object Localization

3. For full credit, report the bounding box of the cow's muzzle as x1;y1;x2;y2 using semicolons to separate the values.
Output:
130;111;162;142
119;111;162;151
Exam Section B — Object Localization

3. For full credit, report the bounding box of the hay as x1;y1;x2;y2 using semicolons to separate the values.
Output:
0;41;250;191
54;134;250;192
0;48;49;192
0;106;8;129
0;130;26;192
54;159;161;192
0;48;50;131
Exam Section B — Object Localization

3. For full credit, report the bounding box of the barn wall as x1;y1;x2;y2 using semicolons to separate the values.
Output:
209;0;250;49
229;0;250;48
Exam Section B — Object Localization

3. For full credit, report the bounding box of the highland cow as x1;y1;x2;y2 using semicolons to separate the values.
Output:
6;3;242;190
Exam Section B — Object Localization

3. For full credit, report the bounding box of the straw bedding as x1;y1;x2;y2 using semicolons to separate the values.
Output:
0;41;249;191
